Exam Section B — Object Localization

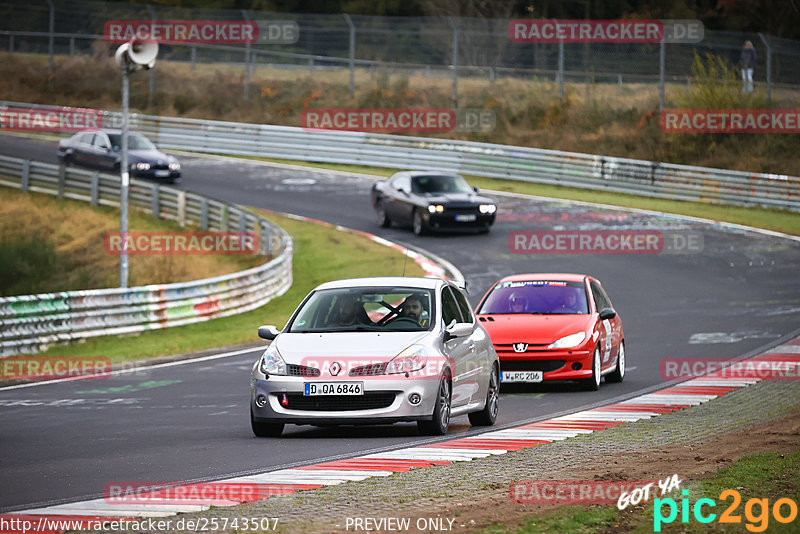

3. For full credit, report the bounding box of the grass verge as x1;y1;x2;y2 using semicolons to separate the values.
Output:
478;447;800;533
237;156;800;237
0;188;263;295
27;209;425;364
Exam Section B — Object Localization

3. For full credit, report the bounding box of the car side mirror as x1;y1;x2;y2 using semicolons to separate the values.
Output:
598;307;617;320
258;325;280;340
443;321;472;342
399;187;409;195
473;186;479;193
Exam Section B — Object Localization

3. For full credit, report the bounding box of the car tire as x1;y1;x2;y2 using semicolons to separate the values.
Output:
606;341;625;383
412;209;427;236
375;201;391;228
62;154;72;167
469;364;499;426
478;224;491;234
418;375;451;435
250;407;284;437
581;346;602;391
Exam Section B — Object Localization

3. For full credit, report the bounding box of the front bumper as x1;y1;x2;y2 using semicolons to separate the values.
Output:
250;374;441;425
131;168;181;182
423;211;495;230
498;348;593;381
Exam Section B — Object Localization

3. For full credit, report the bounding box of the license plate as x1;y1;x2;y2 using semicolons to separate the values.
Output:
155;170;170;177
500;371;543;383
304;382;363;396
455;214;477;222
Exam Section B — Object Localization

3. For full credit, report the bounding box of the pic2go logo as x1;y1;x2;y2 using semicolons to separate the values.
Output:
654;489;798;532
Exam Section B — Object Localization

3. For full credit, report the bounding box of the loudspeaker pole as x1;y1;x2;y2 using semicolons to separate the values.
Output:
120;66;130;288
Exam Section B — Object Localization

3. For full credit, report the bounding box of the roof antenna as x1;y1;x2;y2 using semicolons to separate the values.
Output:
401;247;409;277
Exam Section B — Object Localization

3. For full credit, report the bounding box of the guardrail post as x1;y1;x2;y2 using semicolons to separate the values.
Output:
8;34;13;52
618;74;622;94
69;37;75;56
242;9;251;101
90;172;99;205
46;0;54;75
57;164;65;199
200;198;209;230
177;191;186;227
151;184;159;216
221;204;229;231
558;39;564;100
190;46;196;71
659;40;665;111
448;17;458;105
758;33;772;104
260;221;272;255
343;14;356;99
238;211;246;233
21;160;30;190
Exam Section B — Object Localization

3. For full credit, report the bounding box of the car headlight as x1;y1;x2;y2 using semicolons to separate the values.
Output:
132;162;151;171
548;332;586;349
385;344;427;374
168;162;180;171
427;205;444;214
479;204;496;214
258;344;287;376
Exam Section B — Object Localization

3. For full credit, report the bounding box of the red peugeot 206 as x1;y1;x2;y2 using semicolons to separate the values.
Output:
475;273;624;391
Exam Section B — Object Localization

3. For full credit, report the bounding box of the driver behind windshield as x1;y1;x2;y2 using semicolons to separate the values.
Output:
394;294;429;327
330;296;372;327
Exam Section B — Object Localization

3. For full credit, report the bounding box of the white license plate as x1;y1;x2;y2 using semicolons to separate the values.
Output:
304;382;363;396
455;214;477;222
155;170;170;177
500;371;543;383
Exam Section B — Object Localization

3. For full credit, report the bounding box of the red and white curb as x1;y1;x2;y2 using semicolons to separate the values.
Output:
2;337;798;532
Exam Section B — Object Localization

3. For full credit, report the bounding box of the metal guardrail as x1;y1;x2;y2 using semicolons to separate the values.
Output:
3;99;799;211
51;105;800;212
0;154;293;357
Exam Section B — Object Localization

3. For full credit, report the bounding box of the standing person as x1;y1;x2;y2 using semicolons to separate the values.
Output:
739;40;757;93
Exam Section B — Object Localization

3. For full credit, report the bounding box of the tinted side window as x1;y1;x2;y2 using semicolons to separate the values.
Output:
92;134;109;149
441;287;462;326
392;175;410;192
590;281;610;311
451;286;474;323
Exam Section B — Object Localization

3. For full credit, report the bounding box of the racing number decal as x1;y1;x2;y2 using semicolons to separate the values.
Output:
601;319;613;364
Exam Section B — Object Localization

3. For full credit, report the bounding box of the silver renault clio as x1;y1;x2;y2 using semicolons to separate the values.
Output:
250;277;499;437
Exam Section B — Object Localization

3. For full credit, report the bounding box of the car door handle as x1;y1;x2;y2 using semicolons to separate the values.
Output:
468;341;476;351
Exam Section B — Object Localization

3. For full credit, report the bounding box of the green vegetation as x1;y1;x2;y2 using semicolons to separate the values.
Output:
0;188;262;296
478;448;800;533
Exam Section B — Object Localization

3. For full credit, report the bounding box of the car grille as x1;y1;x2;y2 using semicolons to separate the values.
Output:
280;393;397;411
494;343;549;354
349;363;387;376
500;359;567;373
286;364;321;377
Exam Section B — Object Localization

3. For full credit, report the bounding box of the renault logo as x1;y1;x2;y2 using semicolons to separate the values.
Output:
329;361;342;376
513;343;528;353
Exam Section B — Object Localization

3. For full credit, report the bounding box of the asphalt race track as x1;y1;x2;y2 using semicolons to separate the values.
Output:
1;133;799;512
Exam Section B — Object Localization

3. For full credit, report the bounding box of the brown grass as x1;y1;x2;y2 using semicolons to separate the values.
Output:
0;188;264;296
2;49;800;175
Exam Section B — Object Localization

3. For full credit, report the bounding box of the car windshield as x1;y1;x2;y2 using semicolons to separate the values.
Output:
286;286;435;332
478;280;590;315
411;175;473;194
106;133;157;151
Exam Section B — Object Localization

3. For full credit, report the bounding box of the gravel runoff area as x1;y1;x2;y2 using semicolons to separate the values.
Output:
103;377;800;534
